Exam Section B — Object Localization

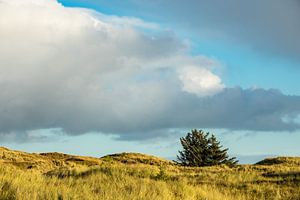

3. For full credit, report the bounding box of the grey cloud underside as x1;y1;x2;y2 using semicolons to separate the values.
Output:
1;86;300;140
117;87;300;140
83;0;300;60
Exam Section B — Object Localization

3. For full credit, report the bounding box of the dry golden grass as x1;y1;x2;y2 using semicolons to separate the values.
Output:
0;147;299;200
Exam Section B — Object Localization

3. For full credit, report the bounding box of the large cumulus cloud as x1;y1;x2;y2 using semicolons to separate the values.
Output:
0;0;300;141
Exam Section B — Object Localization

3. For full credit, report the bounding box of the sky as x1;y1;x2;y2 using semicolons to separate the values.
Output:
0;0;300;164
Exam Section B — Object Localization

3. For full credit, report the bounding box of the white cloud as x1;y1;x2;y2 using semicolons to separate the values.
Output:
178;66;225;97
0;0;222;136
1;0;298;141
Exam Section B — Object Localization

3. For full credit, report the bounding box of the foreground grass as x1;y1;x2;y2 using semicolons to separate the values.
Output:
0;147;299;200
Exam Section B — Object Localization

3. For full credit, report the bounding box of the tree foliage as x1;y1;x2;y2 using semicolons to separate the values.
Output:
177;129;238;167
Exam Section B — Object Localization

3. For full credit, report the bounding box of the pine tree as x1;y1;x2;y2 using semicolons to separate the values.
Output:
177;129;238;167
207;134;238;166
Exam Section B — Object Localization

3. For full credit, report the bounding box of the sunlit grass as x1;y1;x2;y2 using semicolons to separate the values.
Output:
0;147;299;200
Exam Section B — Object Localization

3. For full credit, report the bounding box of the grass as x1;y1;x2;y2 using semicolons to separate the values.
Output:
0;147;300;200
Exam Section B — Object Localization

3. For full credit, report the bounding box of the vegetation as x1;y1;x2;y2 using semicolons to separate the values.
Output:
0;146;300;200
177;129;238;167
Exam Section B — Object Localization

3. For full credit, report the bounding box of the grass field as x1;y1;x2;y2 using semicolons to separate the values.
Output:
0;147;299;200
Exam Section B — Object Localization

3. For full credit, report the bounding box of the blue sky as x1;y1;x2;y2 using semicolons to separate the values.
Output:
0;0;300;164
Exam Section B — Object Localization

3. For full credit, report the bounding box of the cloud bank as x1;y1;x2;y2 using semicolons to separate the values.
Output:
0;0;300;141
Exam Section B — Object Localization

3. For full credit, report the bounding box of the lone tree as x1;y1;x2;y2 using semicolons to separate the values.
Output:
177;129;238;167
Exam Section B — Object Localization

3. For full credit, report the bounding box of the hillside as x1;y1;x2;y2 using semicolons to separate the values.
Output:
0;147;299;200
